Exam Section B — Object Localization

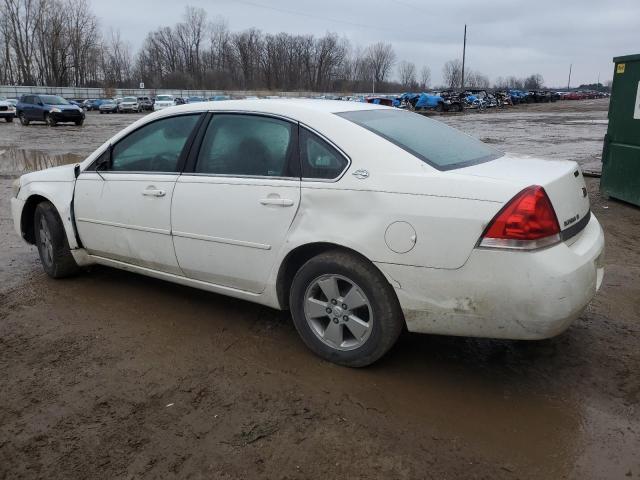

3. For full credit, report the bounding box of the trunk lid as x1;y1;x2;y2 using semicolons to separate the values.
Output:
457;154;590;235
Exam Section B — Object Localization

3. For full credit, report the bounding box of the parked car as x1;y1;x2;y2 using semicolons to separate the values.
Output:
0;96;16;122
174;97;186;105
16;94;85;126
68;99;87;111
153;95;175;111
70;99;88;110
365;96;394;107
98;99;118;114
118;96;140;113
137;96;153;111
86;99;105;111
187;96;206;103
565;91;585;100
9;100;605;367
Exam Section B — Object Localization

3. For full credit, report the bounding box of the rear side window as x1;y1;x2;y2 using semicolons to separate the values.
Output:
337;109;502;170
195;114;298;178
300;128;348;179
110;114;200;172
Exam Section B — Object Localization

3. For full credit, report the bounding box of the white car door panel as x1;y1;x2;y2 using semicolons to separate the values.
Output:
74;113;201;274
75;172;181;273
171;113;301;293
172;177;299;292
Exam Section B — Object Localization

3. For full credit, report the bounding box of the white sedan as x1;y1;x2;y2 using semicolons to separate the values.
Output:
153;95;176;111
10;100;605;366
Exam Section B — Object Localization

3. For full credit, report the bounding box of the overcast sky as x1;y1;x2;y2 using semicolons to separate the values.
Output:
88;0;639;87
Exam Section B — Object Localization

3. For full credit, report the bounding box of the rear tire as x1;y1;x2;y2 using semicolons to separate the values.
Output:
34;202;80;278
75;119;84;126
289;250;404;367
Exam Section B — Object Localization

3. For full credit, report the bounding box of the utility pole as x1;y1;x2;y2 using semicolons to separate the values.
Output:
567;64;572;90
461;24;467;91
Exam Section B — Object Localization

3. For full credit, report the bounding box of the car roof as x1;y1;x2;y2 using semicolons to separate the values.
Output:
158;98;386;117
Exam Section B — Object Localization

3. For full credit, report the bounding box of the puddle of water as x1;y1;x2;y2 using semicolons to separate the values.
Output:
0;147;83;175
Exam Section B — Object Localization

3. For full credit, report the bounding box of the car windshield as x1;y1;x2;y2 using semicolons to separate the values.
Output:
40;95;69;105
157;95;173;101
337;109;503;170
123;97;137;102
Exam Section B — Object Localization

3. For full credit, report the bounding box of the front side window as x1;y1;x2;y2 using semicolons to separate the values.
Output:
109;114;200;172
337;109;503;170
300;128;348;179
195;114;297;178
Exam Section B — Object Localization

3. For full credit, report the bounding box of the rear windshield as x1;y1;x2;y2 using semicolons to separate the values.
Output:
157;95;173;101
337;109;502;170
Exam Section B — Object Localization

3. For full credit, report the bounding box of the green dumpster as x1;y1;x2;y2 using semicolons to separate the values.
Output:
601;53;640;206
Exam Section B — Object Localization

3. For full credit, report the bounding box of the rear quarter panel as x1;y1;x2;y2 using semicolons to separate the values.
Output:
290;183;501;269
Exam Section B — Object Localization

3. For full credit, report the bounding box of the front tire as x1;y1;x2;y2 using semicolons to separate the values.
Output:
19;113;29;125
45;113;56;127
5;116;13;122
75;119;84;126
289;250;404;367
34;202;80;278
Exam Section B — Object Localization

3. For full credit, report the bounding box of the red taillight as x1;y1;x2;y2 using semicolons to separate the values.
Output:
479;185;560;250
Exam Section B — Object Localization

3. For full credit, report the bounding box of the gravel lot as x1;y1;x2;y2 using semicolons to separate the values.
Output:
1;99;638;479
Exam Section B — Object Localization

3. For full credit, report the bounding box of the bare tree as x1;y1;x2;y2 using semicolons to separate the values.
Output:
524;73;544;89
366;42;395;85
419;65;431;90
398;60;416;90
466;70;490;88
442;59;462;89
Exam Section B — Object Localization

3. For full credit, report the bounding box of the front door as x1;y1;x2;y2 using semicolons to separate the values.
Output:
171;113;301;293
74;113;201;274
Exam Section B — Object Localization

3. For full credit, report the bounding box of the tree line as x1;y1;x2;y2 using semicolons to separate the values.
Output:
0;0;544;92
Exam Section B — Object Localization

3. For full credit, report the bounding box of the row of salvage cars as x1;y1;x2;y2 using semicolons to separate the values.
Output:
364;89;608;113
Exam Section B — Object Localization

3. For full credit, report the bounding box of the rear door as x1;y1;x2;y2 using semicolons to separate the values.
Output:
171;113;301;293
74;113;202;273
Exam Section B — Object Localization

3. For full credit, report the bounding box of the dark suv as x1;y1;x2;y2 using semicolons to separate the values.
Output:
137;96;153;111
16;94;85;126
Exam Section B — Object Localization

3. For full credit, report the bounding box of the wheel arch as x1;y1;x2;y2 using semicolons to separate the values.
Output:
275;241;398;310
20;194;55;244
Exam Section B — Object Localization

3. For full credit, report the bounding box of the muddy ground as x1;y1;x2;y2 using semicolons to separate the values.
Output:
1;99;639;479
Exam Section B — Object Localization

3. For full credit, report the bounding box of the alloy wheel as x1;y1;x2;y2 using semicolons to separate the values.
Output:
303;274;373;351
39;216;54;267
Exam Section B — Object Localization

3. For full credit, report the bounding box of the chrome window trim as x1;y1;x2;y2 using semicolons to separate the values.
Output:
180;172;299;182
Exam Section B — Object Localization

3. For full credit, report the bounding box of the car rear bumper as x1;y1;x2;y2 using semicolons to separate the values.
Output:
376;214;605;340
